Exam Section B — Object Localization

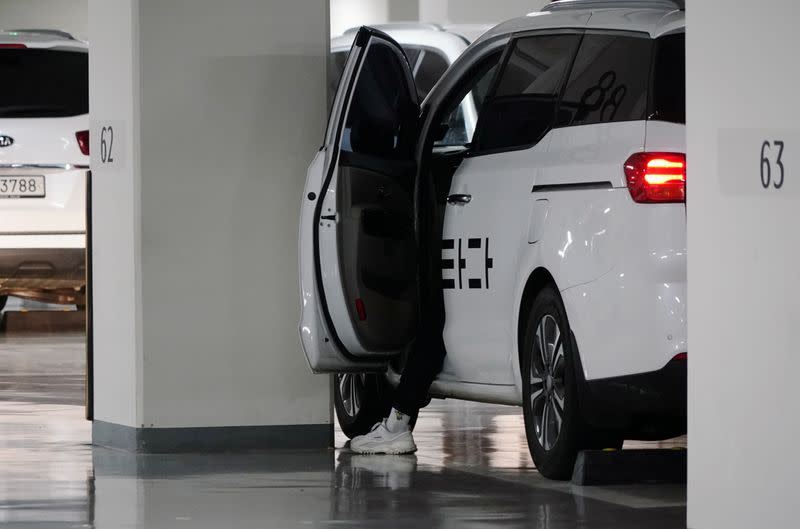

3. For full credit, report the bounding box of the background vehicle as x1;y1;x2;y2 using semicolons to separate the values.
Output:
330;23;491;148
301;1;687;479
0;29;88;309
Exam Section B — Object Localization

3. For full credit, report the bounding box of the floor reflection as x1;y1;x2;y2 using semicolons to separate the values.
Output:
0;335;687;528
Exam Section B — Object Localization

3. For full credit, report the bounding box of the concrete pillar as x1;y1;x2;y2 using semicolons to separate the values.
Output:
89;0;332;452
687;1;800;528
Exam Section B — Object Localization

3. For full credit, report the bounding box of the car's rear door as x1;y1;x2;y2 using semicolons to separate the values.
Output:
299;27;420;373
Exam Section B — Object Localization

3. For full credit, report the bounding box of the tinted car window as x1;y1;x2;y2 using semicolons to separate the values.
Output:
341;41;416;159
330;46;432;105
435;51;501;147
649;33;685;124
557;34;652;127
0;50;88;118
475;34;580;152
414;50;449;100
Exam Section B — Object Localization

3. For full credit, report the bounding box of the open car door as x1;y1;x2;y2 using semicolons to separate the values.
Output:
299;27;420;373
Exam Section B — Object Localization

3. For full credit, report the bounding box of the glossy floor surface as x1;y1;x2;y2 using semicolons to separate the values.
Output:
0;333;687;528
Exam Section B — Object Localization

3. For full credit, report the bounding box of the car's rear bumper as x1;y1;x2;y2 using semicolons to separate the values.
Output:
0;239;86;292
575;349;687;440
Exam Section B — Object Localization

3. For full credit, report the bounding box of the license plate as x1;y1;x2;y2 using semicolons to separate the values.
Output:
0;176;46;198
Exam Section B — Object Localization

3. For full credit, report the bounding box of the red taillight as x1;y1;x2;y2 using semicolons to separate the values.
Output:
673;352;687;361
355;298;367;321
624;152;686;203
0;44;27;49
76;130;89;156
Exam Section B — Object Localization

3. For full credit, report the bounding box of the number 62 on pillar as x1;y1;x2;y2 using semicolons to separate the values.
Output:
91;121;126;173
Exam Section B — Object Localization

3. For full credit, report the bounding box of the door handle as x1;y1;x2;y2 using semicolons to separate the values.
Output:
447;193;472;205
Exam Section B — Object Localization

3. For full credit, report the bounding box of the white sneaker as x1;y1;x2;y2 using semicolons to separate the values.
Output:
350;420;417;455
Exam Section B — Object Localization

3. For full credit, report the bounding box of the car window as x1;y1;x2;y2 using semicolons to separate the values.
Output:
556;34;652;127
330;46;428;106
648;33;685;124
414;49;449;100
434;51;502;148
341;41;416;159
0;50;87;118
474;34;581;153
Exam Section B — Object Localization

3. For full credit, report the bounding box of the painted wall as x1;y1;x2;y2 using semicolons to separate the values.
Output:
330;0;550;37
90;0;332;430
687;1;800;528
0;0;88;40
330;0;389;37
422;0;547;25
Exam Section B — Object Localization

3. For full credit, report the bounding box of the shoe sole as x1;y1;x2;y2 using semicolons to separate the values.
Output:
351;444;418;455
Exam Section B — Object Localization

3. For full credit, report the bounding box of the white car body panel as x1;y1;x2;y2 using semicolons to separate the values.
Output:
441;138;553;386
0;116;88;234
560;199;686;380
299;149;386;372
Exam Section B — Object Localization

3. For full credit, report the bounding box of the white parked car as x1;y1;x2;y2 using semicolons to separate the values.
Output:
0;30;88;310
301;0;686;479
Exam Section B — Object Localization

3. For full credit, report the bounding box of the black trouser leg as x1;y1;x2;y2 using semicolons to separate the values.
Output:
392;329;446;416
393;156;448;416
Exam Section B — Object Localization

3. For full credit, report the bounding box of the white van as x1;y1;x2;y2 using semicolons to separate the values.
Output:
302;1;687;479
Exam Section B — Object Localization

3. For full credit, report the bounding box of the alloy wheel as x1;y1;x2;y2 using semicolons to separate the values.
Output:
530;314;566;451
337;373;367;418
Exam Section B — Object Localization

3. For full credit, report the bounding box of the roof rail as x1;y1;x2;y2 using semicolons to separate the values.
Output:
4;28;77;40
542;0;684;12
343;22;444;35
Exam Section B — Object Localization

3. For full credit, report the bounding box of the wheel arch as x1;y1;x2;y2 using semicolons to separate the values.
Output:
516;267;559;369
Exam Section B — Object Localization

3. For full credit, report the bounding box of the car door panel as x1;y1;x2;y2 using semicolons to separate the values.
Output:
440;140;551;385
299;27;419;373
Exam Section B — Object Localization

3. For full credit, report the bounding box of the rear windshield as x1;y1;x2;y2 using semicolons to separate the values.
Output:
648;33;685;124
0;49;88;118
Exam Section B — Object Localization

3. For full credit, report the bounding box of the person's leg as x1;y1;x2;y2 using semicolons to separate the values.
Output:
392;167;448;420
350;161;445;454
350;288;445;454
392;328;446;417
349;332;444;455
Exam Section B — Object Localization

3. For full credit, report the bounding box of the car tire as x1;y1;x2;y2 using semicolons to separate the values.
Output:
521;286;584;480
0;296;7;312
334;373;394;439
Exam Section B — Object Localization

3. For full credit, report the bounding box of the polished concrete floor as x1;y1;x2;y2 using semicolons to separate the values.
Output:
0;332;687;528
